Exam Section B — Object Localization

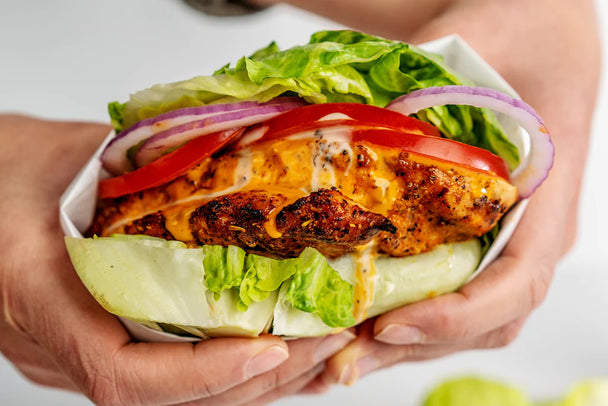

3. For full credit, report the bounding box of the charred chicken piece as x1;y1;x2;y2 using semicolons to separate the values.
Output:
89;138;517;258
190;188;395;258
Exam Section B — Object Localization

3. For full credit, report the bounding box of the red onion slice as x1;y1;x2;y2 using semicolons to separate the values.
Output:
101;97;305;175
385;86;554;198
132;100;305;168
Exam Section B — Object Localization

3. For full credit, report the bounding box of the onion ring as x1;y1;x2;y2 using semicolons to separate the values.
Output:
386;86;554;198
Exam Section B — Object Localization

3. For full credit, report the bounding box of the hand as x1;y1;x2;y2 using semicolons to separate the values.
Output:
0;115;355;405
260;0;601;388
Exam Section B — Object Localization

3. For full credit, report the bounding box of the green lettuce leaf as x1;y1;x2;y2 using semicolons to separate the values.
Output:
108;101;125;132
283;247;356;328
109;30;518;168
238;254;296;311
66;234;354;330
272;239;481;336
236;249;355;329
65;234;486;336
202;245;246;299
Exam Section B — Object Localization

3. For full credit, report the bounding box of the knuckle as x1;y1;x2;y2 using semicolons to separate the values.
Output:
393;343;456;363
483;320;524;349
78;349;125;406
432;296;472;341
191;368;220;399
260;367;283;393
1;267;32;341
82;370;121;406
528;264;554;311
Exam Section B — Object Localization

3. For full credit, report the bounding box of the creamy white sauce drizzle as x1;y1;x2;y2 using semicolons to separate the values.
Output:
234;125;268;149
352;241;378;322
317;112;354;121
105;150;254;235
106;127;366;235
374;177;391;196
305;126;354;192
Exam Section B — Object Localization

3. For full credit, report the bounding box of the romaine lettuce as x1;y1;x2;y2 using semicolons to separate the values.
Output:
283;247;356;328
65;234;482;337
272;239;481;336
202;244;246;299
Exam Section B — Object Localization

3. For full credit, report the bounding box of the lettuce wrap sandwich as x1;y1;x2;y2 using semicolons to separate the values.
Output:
62;30;554;339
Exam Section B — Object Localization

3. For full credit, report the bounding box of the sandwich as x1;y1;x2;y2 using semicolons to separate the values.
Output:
64;30;554;339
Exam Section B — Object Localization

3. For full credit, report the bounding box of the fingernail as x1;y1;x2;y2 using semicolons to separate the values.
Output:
314;330;356;363
338;355;378;385
246;345;289;378
375;324;422;345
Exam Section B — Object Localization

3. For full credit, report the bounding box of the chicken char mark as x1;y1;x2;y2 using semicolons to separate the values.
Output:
123;211;175;240
376;151;514;256
189;188;396;258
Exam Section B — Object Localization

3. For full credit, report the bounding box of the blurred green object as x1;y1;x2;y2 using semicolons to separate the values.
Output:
561;379;608;406
423;376;531;406
423;377;608;406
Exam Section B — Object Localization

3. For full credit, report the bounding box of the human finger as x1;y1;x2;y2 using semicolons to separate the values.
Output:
14;363;79;392
298;319;525;394
325;321;464;385
297;374;331;395
9;250;290;406
106;336;289;405
371;256;543;345
371;196;560;346
324;318;526;385
245;362;325;406
183;330;354;406
0;319;63;377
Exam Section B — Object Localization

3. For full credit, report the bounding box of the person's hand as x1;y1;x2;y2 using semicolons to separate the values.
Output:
0;115;355;405
255;0;601;389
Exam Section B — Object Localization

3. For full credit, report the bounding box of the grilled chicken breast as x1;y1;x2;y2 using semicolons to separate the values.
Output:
90;131;518;258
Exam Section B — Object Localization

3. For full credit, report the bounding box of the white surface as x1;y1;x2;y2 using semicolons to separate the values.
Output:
1;1;607;405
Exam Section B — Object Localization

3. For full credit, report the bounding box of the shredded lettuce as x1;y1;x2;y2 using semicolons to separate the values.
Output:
109;30;519;168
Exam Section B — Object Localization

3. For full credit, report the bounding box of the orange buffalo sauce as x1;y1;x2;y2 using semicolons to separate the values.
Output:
109;132;403;241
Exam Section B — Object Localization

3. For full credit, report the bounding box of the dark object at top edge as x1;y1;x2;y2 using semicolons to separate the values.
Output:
183;0;267;16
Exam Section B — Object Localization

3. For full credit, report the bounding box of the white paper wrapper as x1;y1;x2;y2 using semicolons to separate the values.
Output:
60;35;528;342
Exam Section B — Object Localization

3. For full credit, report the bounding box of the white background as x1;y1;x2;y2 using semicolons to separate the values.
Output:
1;1;606;405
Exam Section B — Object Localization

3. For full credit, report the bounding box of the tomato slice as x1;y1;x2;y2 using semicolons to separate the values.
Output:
238;103;509;180
355;127;510;180
240;102;441;147
99;102;509;199
98;128;242;199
